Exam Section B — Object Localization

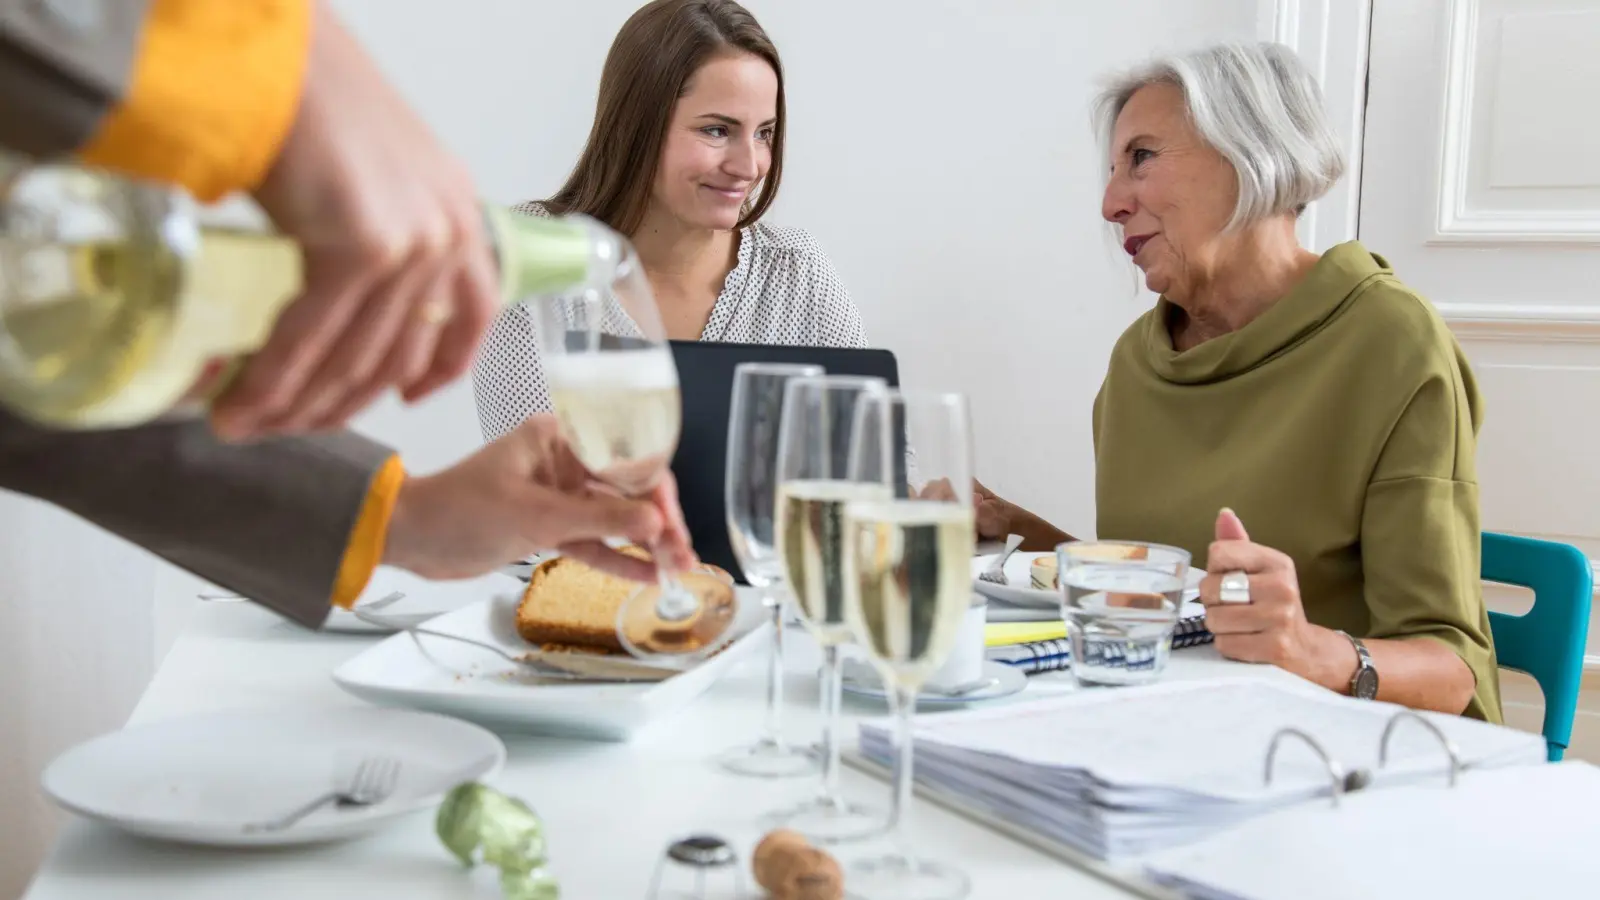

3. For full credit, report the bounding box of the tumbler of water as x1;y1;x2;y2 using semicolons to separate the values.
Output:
1056;541;1190;686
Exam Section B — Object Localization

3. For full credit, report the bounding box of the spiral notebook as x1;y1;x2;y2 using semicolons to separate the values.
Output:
988;600;1213;674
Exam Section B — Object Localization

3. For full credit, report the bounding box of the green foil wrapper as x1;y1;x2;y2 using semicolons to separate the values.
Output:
437;782;558;900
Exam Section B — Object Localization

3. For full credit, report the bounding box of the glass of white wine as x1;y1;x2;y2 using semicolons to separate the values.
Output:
530;240;737;662
772;373;890;842
720;362;824;778
842;388;975;899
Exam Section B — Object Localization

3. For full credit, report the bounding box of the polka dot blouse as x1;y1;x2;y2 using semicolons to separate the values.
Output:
470;200;869;442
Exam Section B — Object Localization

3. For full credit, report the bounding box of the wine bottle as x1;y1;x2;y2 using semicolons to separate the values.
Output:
0;155;626;429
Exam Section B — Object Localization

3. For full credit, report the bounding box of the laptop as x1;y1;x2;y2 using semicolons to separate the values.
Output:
668;340;900;583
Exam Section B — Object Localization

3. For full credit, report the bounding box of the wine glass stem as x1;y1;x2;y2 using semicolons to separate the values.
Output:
889;680;918;861
820;643;844;803
762;588;786;745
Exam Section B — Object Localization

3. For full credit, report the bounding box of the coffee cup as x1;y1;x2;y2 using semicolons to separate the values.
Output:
925;595;987;691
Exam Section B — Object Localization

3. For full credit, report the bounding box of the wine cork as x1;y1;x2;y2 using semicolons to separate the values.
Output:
752;829;843;900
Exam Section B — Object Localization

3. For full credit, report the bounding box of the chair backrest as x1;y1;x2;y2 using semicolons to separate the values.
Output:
1482;532;1593;761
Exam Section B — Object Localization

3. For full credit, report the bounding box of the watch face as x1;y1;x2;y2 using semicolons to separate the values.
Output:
1354;665;1379;700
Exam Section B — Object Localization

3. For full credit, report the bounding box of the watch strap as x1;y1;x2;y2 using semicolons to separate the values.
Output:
1336;629;1377;698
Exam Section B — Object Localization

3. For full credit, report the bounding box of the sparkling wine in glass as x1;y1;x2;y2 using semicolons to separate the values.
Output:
530;234;737;661
719;362;824;778
773;374;890;842
841;388;975;899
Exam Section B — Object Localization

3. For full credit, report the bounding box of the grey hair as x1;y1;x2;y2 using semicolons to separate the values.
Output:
1093;41;1345;231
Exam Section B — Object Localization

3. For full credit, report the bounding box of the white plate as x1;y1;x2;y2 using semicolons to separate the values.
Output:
332;591;769;741
41;707;504;848
840;659;1028;707
971;553;1205;609
322;569;521;634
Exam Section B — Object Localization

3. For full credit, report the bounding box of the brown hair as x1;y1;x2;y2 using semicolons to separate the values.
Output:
544;0;786;237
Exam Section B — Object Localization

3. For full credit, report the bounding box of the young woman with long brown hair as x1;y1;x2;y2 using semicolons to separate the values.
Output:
471;0;866;440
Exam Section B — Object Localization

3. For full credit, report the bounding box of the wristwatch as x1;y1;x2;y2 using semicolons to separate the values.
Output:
1337;630;1379;699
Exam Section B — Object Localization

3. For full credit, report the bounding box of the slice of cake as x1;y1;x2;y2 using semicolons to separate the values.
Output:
516;546;734;654
516;546;653;652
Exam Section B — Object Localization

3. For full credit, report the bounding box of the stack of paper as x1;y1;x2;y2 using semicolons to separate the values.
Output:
857;678;1545;860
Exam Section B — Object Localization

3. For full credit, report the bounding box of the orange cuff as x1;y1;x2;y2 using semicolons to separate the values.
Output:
77;0;312;202
330;454;406;610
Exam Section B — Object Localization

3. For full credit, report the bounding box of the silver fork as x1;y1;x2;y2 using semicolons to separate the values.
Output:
198;589;409;609
350;605;679;683
978;534;1025;585
244;755;400;833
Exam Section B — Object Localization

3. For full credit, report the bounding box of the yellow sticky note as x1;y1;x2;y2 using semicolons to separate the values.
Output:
984;621;1067;647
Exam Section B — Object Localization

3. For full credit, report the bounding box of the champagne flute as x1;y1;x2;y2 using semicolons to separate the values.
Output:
773;373;890;842
842;388;975;899
720;362;825;778
529;227;737;661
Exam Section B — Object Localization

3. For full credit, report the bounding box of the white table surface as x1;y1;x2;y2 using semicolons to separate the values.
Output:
22;587;1297;900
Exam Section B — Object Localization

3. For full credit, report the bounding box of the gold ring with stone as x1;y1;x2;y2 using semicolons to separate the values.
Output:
417;300;453;325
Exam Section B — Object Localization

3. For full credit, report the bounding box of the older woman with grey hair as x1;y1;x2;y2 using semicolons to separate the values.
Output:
980;41;1501;722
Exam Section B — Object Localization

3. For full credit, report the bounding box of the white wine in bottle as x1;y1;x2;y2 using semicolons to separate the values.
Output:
0;156;628;429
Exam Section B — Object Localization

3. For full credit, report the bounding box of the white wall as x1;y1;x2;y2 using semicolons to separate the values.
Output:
3;1;1280;892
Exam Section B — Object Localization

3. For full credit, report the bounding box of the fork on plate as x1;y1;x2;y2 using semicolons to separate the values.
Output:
977;534;1025;585
350;604;680;683
243;755;401;833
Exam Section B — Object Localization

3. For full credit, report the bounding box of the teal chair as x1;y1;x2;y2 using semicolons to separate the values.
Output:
1482;532;1593;761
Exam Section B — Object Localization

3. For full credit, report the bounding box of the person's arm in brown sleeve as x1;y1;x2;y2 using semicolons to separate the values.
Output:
0;0;151;162
0;0;312;201
0;405;389;628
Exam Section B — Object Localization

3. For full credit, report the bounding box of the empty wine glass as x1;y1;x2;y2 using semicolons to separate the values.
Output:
528;219;737;661
841;388;975;898
773;373;890;842
720;362;824;778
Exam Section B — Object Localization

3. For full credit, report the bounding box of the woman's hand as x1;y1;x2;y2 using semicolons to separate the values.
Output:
969;479;1071;551
1200;508;1351;685
383;415;696;582
973;480;1012;540
918;477;1015;540
913;477;1008;540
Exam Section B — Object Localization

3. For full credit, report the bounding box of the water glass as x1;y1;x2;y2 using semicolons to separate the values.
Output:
1056;540;1190;686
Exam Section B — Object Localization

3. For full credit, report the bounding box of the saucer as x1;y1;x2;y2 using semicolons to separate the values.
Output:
840;660;1027;708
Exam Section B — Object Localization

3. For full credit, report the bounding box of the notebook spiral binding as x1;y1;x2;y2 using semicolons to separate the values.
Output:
988;614;1214;675
1263;709;1466;807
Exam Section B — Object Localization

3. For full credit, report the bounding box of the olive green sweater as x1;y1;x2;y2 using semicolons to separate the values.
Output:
1093;241;1501;722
